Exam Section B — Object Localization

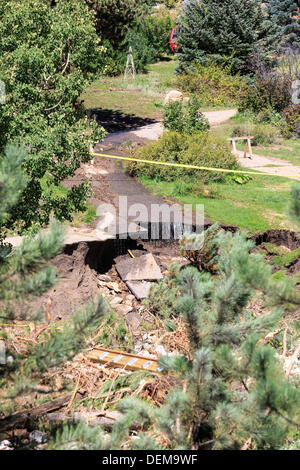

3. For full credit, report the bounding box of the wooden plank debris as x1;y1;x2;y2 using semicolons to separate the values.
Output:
87;346;162;373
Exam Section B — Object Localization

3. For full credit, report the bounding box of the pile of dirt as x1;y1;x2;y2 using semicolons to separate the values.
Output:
252;229;300;251
88;108;157;133
29;237;184;323
251;229;300;281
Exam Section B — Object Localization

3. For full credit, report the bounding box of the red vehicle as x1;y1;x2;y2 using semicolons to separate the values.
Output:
169;25;180;53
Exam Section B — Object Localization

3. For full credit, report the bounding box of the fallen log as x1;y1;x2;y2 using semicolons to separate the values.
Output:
0;394;72;433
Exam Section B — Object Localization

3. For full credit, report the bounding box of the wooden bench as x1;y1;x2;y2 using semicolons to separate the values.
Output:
228;136;254;159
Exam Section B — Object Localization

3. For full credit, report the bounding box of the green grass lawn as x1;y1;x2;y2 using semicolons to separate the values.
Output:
82;59;178;120
138;173;298;234
81;65;300;233
82;59;233;120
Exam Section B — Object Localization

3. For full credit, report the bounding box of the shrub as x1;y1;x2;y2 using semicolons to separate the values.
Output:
141;6;174;56
281;105;300;138
177;62;248;107
256;108;283;127
239;70;293;114
127;131;237;183
103;6;175;76
113;226;300;450
231;122;278;146
100;40;124;76
100;21;162;76
163;96;210;135
123;28;157;73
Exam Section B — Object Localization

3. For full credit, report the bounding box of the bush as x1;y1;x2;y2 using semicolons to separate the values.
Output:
163;96;210;135
239;73;292;114
177;62;248;107
231;122;278;146
141;6;174;56
281;105;300;138
127;131;237;183
101;6;175;76
123;28;157;73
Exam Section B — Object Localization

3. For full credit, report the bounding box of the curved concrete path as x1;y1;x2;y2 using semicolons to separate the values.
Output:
100;108;238;144
100;107;299;182
236;151;300;181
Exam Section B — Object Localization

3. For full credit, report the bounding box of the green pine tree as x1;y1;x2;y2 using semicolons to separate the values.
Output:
109;224;300;450
0;145;106;431
265;0;300;47
177;0;269;73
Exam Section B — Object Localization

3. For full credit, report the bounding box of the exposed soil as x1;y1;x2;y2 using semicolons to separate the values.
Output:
252;229;300;250
30;237;183;323
26;225;300;326
251;229;300;290
61;152;116;209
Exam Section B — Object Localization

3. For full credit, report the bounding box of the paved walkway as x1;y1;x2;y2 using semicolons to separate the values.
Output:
99;108;300;182
102;108;238;144
7;109;298;247
236;151;300;180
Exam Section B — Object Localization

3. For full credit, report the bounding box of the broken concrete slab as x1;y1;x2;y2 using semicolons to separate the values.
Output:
115;253;162;281
126;280;153;300
5;226;115;249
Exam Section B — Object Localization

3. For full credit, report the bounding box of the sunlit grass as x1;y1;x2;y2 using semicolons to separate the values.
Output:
138;173;297;234
82;59;178;120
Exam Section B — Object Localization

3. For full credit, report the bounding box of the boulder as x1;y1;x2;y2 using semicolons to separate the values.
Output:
126;311;141;331
164;89;183;104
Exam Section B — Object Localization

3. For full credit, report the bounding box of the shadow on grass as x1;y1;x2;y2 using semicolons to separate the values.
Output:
87;108;158;133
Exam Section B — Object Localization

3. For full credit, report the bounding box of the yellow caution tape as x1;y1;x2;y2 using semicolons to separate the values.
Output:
128;249;135;258
91;152;299;180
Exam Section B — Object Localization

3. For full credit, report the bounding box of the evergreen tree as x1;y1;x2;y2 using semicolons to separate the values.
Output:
0;145;106;432
110;225;300;450
265;0;300;47
177;0;269;73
